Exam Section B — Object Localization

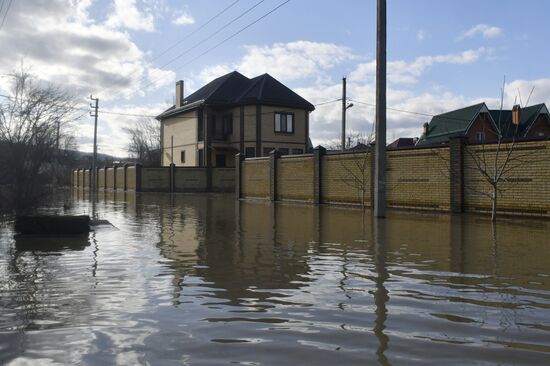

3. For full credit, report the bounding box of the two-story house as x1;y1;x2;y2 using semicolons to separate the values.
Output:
156;71;315;167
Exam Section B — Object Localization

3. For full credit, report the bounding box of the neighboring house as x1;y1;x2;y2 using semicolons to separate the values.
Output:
156;71;315;167
416;102;550;147
387;137;417;149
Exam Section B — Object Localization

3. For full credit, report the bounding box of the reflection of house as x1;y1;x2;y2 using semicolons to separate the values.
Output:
416;102;550;146
156;71;315;167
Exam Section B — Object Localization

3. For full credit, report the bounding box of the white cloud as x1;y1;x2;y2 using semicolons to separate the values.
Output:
106;0;155;32
172;11;195;26
458;24;502;40
197;65;232;84
235;41;355;81
417;30;425;41
350;48;487;84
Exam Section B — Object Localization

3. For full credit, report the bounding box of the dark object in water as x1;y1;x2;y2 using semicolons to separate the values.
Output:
15;215;90;236
15;235;90;252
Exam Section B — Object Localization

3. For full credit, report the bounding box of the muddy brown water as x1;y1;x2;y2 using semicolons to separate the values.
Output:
1;191;549;365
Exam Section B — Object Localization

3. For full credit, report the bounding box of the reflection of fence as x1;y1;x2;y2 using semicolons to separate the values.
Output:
236;138;550;217
72;164;234;193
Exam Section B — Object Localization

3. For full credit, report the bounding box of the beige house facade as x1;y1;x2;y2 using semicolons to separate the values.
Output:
157;72;315;168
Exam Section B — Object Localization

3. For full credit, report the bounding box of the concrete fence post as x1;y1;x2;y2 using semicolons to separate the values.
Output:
313;145;326;204
269;150;281;201
169;163;175;193
123;163;129;191
449;136;466;213
88;167;93;190
113;166;117;190
235;153;244;199
135;163;142;192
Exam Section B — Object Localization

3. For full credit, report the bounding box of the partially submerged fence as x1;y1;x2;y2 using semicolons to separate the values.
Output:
73;164;234;193
236;138;550;217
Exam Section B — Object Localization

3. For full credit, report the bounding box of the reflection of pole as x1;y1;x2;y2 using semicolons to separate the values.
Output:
374;0;387;217
372;218;389;365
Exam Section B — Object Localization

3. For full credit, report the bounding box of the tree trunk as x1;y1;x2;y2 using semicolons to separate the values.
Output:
491;186;497;222
361;188;365;210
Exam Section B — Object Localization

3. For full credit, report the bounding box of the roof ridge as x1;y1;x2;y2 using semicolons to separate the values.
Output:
257;74;269;101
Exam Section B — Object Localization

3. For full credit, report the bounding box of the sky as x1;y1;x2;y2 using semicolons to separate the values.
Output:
1;0;549;157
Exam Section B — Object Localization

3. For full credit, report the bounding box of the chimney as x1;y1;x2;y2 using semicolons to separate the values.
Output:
512;104;521;126
423;122;429;136
175;80;184;108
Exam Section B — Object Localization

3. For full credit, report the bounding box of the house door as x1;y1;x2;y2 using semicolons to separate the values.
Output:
215;154;226;167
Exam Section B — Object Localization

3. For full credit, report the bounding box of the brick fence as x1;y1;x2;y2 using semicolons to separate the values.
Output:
72;164;234;193
236;137;550;218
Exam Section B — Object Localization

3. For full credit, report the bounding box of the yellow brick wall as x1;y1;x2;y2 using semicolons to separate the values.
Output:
174;168;206;191
106;168;115;189
387;148;451;210
321;152;372;205
83;170;90;189
276;156;314;201
115;168;125;190
126;166;136;190
463;141;550;216
212;168;235;192
141;168;170;191
242;159;269;198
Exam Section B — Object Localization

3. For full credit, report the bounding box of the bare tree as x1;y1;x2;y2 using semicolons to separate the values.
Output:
0;68;80;214
463;82;544;222
333;132;374;209
124;119;161;167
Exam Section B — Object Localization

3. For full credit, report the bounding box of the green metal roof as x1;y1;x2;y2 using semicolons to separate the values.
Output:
416;103;486;146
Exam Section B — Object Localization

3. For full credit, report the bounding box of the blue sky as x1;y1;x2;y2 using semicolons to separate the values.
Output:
1;0;549;156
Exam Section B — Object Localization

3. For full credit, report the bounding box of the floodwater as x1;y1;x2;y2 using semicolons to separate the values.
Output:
1;192;550;365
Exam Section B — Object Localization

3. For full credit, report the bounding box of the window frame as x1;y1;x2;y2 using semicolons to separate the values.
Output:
274;112;295;134
475;131;486;142
222;114;233;136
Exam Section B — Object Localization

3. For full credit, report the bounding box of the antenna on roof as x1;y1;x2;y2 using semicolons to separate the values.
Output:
525;86;535;107
517;88;523;107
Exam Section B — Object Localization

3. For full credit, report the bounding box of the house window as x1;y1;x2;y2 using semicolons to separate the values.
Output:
275;112;294;133
263;147;274;156
223;114;233;136
180;150;185;163
198;149;204;167
475;132;485;142
245;147;255;158
278;148;289;156
291;148;303;155
198;118;204;141
209;115;217;136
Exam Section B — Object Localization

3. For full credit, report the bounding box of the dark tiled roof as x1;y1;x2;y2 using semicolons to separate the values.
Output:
158;71;314;119
388;138;416;149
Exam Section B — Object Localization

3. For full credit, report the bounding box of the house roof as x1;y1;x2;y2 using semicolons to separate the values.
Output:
157;71;314;119
416;102;489;146
388;137;417;149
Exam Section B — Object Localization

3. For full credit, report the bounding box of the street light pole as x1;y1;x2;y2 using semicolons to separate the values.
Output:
341;77;347;150
374;0;387;217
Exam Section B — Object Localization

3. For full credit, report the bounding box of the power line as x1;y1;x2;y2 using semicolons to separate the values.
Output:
104;0;268;101
136;0;292;98
104;0;242;97
0;0;12;30
152;0;242;63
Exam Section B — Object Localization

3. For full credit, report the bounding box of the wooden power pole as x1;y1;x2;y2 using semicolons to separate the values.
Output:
374;0;387;217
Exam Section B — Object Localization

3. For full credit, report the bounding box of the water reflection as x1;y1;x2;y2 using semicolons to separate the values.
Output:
1;192;549;364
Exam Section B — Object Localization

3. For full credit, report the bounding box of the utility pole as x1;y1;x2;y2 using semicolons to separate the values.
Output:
374;0;387;217
341;77;346;150
90;95;99;192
